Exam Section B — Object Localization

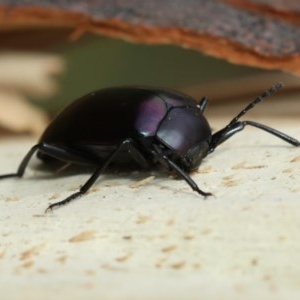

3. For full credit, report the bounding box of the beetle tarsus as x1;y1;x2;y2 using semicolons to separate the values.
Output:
45;191;83;213
0;173;20;179
195;188;213;198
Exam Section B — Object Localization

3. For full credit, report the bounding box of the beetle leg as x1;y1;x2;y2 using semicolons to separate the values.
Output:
198;96;209;113
44;139;144;212
126;139;150;169
0;144;42;179
152;145;212;197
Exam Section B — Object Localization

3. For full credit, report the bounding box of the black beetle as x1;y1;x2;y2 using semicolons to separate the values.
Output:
0;83;299;212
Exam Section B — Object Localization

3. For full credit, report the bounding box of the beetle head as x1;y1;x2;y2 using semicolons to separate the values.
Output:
156;106;211;170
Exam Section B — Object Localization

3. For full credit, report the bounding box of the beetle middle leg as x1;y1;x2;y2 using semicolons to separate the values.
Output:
45;139;149;212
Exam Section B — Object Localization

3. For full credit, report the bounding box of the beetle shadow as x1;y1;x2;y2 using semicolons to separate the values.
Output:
29;159;169;183
24;159;213;197
211;143;295;156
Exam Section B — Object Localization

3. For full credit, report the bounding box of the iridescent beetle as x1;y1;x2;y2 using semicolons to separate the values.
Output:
0;83;299;211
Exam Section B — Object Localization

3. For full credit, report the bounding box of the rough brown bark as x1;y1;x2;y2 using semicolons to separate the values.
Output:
1;0;300;75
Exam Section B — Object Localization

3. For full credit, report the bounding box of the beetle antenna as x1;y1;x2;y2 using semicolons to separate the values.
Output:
208;82;300;152
228;82;283;126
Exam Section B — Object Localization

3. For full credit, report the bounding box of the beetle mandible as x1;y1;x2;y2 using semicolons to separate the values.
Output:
0;83;299;212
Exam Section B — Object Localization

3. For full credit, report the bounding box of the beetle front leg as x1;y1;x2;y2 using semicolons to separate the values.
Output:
152;145;212;197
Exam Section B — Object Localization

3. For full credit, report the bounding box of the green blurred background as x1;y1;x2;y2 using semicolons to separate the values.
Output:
41;35;264;112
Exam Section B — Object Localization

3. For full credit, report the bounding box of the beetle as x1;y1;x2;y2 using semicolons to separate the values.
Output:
0;83;299;212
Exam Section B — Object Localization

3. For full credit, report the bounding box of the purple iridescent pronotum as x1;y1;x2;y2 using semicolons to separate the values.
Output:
0;83;299;212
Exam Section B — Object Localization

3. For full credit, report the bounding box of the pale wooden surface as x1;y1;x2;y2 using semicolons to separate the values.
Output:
0;93;300;300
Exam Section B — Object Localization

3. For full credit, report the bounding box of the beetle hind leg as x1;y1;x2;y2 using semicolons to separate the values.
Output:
45;139;146;212
0;144;42;180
